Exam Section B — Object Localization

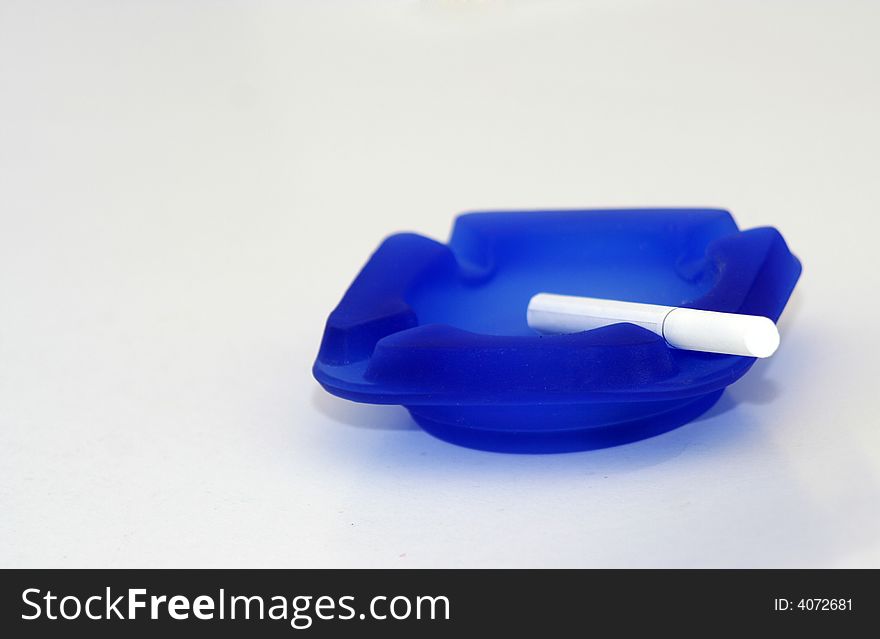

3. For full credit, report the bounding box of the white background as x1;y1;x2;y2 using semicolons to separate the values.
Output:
2;0;879;568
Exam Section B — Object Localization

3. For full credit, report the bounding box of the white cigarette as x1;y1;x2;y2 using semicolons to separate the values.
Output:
527;293;780;358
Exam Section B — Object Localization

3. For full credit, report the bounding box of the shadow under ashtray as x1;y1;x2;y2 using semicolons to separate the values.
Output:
311;387;416;431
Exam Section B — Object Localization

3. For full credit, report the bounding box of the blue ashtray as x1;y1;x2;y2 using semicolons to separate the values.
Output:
314;209;801;453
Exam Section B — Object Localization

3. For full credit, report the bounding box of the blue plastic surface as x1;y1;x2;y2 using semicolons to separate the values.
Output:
314;209;801;453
